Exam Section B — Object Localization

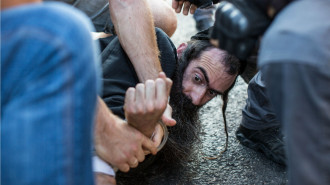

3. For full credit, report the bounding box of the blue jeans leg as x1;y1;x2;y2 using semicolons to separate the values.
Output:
1;3;100;185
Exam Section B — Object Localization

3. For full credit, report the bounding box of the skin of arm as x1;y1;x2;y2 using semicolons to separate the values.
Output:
94;97;158;172
109;0;161;82
108;0;177;128
94;2;176;180
92;0;177;39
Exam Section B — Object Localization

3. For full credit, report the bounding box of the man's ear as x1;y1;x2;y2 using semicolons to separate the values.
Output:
177;43;188;59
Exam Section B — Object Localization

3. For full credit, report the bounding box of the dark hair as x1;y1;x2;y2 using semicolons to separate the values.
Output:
182;39;241;76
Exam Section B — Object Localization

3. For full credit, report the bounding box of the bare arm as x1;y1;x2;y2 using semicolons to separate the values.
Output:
108;0;176;127
94;97;158;172
109;0;161;82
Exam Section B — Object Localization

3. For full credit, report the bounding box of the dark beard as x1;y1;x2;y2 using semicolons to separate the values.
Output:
116;56;202;184
149;55;202;172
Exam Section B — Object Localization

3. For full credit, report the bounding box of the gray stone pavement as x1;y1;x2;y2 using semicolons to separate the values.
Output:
170;9;287;185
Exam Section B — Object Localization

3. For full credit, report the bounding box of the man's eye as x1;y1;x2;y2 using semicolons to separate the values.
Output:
194;75;201;83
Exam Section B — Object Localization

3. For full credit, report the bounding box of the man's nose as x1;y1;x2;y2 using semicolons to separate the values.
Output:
190;88;206;106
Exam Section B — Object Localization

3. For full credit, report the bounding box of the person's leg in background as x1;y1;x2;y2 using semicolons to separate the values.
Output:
257;0;330;183
1;2;100;184
236;71;286;165
262;63;330;184
193;6;215;31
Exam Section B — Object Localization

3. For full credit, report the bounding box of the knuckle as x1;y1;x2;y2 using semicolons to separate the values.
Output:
131;145;138;153
161;100;167;109
121;165;130;172
136;106;144;114
127;87;135;93
146;103;154;112
146;80;155;86
116;158;126;167
155;78;165;85
136;83;144;89
126;88;135;96
139;155;145;162
156;101;167;111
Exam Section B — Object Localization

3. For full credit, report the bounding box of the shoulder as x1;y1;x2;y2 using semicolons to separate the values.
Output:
259;0;330;66
266;0;330;39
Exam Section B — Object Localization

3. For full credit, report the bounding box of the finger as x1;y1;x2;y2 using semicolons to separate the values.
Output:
182;1;191;16
128;158;139;168
190;4;197;14
117;163;130;173
158;72;172;96
124;87;136;112
152;124;164;147
162;114;177;127
135;83;145;113
143;149;151;155
161;104;177;126
95;173;116;185
155;78;167;110
165;78;173;96
172;0;179;9
136;147;145;162
158;71;166;79
141;134;157;155
145;80;156;112
176;1;184;13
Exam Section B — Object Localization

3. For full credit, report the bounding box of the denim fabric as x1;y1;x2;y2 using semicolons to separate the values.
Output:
1;2;100;185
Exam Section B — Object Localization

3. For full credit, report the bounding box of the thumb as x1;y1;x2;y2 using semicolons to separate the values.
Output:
162;104;176;127
158;72;172;96
161;114;176;127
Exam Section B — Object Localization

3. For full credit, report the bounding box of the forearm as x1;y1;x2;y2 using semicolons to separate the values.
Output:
94;97;118;151
109;0;162;82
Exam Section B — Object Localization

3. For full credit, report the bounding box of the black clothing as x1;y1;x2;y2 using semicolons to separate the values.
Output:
101;28;177;118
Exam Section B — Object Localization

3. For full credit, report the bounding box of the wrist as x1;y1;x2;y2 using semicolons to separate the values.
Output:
129;123;156;138
135;59;162;82
154;120;169;151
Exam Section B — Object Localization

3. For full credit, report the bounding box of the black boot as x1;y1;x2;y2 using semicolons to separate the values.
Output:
236;125;286;166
